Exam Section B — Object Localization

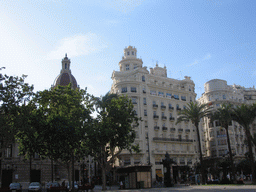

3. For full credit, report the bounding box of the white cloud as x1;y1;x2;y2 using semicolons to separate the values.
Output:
203;53;211;60
47;33;108;60
188;53;211;67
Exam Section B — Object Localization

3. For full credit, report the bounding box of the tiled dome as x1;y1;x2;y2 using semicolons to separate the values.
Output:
53;54;78;89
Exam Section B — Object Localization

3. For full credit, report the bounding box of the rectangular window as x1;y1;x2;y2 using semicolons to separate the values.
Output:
158;92;164;97
181;96;186;101
223;95;226;100
150;90;157;95
134;64;137;69
143;98;146;105
121;87;127;93
6;145;12;158
131;87;137;92
131;97;137;104
144;109;147;116
174;94;179;100
126;64;130;70
166;93;172;98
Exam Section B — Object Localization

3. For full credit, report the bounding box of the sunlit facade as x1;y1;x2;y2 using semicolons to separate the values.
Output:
111;46;199;182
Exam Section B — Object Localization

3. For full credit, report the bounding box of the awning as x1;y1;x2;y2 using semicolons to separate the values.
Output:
156;173;164;177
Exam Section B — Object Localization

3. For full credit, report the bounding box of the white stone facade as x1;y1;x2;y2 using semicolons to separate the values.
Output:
198;79;256;162
111;46;199;181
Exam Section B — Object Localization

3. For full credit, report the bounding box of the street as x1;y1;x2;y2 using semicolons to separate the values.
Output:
92;184;256;192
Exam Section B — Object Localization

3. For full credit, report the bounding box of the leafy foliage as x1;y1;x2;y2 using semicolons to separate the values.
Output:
231;103;256;182
209;103;236;182
88;93;140;190
0;71;34;152
176;101;212;184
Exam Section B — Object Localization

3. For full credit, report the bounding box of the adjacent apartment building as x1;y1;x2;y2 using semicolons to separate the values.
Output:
111;46;199;182
198;79;256;162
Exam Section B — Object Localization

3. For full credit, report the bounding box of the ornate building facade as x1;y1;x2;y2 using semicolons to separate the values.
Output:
198;79;256;162
111;46;199;182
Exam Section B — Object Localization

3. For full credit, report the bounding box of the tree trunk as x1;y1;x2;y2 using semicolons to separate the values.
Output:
51;159;54;182
195;122;205;184
67;163;71;191
72;153;75;192
225;126;236;183
30;156;32;183
245;127;255;182
102;167;107;191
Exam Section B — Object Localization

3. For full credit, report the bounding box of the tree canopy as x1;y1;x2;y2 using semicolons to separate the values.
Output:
87;93;140;190
176;101;212;184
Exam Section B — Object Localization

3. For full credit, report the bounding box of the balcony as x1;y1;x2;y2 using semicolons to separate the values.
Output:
162;126;168;131
161;105;166;110
153;104;158;108
154;126;159;130
180;161;185;165
162;116;167;120
169;117;175;121
178;128;183;132
169;106;174;110
153;115;159;119
153;137;193;143
170;128;176;132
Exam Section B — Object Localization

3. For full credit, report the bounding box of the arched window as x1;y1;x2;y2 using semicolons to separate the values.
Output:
65;63;67;69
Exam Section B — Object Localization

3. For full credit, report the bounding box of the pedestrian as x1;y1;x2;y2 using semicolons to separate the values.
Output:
62;180;65;187
120;181;123;189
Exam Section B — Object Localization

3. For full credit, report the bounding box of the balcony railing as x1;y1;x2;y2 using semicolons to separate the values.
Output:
161;105;166;110
153;115;159;119
169;117;175;121
153;137;193;142
162;116;167;120
153;104;158;108
169;106;174;110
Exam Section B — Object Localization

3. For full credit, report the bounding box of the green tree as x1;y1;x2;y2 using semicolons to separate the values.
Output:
210;103;236;183
176;101;212;184
232;103;256;182
0;71;34;180
88;93;140;190
16;85;92;189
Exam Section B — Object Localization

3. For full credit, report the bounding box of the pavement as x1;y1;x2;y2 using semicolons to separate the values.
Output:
92;184;256;192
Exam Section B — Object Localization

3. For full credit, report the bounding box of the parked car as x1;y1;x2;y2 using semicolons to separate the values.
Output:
46;182;53;192
67;182;78;191
28;182;42;192
9;183;22;192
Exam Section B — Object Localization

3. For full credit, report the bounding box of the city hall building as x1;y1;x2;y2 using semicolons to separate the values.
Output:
111;46;199;182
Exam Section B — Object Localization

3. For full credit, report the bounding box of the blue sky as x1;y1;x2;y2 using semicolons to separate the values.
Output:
1;0;256;98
